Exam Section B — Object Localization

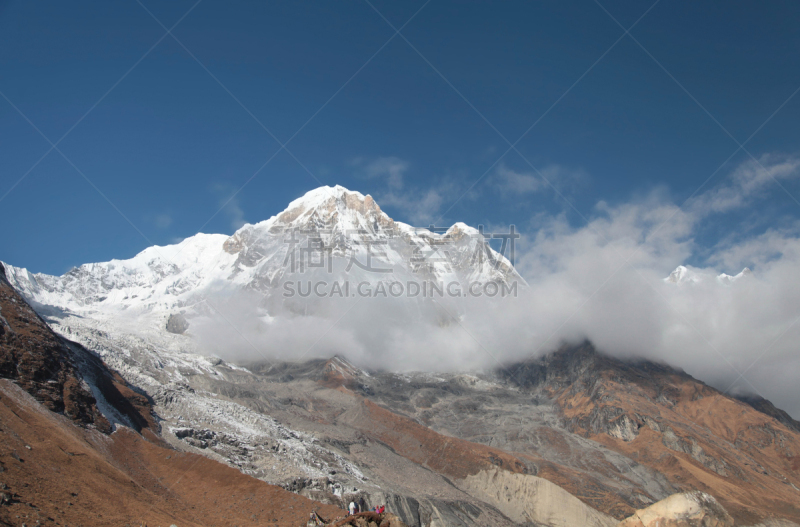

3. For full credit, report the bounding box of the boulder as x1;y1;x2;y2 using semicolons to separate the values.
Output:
166;313;189;334
617;491;734;527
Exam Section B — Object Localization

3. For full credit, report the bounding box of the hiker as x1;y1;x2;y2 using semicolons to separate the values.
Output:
348;500;356;515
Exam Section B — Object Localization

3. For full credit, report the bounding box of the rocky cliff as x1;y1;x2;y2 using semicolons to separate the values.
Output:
0;262;110;430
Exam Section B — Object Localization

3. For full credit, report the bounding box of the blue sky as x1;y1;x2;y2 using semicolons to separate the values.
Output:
2;0;800;275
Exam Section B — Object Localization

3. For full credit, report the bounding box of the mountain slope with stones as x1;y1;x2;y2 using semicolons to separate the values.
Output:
3;187;800;526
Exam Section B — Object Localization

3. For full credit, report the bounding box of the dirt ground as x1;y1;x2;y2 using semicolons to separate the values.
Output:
0;379;344;527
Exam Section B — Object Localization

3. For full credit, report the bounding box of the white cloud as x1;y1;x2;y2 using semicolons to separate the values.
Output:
197;156;800;417
493;162;588;196
224;197;246;230
144;212;173;230
378;186;450;226
212;183;247;230
154;213;172;229
351;155;459;226
494;163;542;193
353;156;409;190
690;154;800;215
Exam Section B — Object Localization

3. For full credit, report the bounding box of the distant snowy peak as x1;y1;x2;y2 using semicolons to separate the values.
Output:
664;265;700;284
664;265;752;285
3;232;234;311
717;267;752;284
277;185;389;229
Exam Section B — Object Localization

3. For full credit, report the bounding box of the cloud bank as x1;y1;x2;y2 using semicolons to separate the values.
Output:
192;155;800;417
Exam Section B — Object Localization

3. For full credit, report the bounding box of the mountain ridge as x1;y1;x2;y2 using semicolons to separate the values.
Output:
3;186;800;526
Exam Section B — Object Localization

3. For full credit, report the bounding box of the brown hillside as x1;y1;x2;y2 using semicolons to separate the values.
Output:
0;380;343;527
507;343;800;524
0;263;344;526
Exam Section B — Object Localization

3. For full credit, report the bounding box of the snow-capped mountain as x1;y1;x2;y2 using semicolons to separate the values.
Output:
4;186;519;320
0;187;527;524
716;267;752;284
664;264;752;285
5;187;800;527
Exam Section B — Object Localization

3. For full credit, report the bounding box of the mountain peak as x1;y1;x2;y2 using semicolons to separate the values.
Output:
4;185;522;314
285;185;373;211
717;267;751;284
664;265;698;284
270;185;388;232
664;265;752;285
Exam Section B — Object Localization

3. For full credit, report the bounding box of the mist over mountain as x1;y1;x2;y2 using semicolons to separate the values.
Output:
4;3;800;525
4;167;800;419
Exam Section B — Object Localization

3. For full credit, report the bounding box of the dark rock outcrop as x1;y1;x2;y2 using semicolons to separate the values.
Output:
736;393;800;433
166;312;189;334
0;263;110;430
0;263;156;435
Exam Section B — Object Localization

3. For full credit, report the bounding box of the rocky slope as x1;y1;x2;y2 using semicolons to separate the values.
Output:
5;271;798;525
4;187;800;526
0;263;344;526
288;345;800;525
497;343;800;524
0;380;343;527
0;263;110;430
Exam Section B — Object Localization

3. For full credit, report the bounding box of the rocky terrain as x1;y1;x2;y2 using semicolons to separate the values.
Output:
2;280;798;525
13;287;796;526
0;263;344;526
497;344;800;523
0;264;110;430
2;187;800;526
232;348;800;525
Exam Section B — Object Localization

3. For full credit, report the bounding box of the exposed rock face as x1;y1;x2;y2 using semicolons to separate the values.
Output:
498;343;800;524
216;357;668;525
0;264;345;527
0;262;159;437
162;348;800;526
166;312;189;334
737;393;800;433
0;262;108;430
659;427;728;476
291;475;507;527
616;492;734;527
